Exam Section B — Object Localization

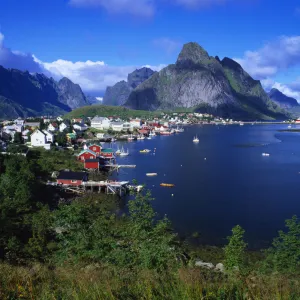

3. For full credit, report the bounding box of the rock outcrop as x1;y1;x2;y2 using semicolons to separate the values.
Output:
125;42;289;120
0;65;89;118
103;67;155;106
268;88;299;109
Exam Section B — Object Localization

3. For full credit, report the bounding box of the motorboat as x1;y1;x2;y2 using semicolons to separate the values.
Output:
160;183;175;187
146;173;157;176
149;131;156;136
262;153;270;156
140;149;151;153
137;135;145;140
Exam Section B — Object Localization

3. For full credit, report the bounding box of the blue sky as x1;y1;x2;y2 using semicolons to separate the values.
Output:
0;0;300;99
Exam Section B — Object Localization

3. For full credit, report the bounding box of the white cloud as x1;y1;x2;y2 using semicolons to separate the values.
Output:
174;0;230;8
234;36;300;80
153;38;181;55
0;32;45;73
37;58;165;94
69;0;155;17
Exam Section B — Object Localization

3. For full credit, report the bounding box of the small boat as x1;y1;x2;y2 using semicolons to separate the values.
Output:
128;134;135;141
149;131;156;136
119;147;129;156
146;173;157;176
160;131;172;135
288;125;292;129
115;148;121;155
160;183;175;187
140;149;151;153
239;122;244;126
193;135;199;143
147;136;152;140
262;153;270;157
175;126;184;133
137;135;145;140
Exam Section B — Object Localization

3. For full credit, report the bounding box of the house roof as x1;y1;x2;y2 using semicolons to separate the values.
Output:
88;143;102;147
57;171;87;180
101;148;114;153
31;129;45;136
91;116;108;122
78;149;97;156
111;122;124;126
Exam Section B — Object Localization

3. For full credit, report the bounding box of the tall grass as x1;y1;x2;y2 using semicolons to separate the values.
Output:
1;263;299;299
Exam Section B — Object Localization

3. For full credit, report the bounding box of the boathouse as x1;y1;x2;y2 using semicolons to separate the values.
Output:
78;149;97;161
57;171;88;186
100;148;114;158
88;143;102;155
84;158;100;170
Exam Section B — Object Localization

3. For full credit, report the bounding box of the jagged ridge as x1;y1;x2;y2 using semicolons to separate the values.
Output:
125;42;289;120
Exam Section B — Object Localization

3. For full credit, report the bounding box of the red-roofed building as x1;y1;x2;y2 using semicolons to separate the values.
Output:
88;143;102;155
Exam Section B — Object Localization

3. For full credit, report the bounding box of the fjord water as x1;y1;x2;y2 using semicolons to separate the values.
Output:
111;125;300;248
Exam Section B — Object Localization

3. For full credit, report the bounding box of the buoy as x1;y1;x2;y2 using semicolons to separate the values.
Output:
204;158;207;160
171;194;174;197
181;165;182;167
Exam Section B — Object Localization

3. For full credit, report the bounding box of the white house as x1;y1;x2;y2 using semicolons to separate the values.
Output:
122;122;133;132
42;130;54;143
91;116;111;130
57;116;63;122
14;118;25;126
130;119;141;128
48;123;58;132
30;129;51;150
22;129;30;140
59;122;69;132
14;124;24;133
110;122;124;132
73;124;88;131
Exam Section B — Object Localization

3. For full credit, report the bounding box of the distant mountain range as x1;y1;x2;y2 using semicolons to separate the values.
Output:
0;65;90;119
103;67;155;106
268;88;299;109
122;42;289;120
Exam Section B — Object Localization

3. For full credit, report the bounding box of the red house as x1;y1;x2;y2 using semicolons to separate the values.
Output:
78;149;97;161
100;148;114;158
84;159;100;170
57;171;88;186
88;143;102;155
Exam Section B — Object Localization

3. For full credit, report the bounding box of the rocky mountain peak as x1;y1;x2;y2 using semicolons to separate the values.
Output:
176;42;212;68
221;57;243;72
128;67;155;89
268;88;299;109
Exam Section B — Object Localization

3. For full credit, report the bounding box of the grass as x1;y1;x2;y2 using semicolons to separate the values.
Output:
0;263;299;300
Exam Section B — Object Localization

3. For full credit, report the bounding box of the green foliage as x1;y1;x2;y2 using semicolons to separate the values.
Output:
56;132;67;146
264;215;300;274
224;225;247;272
13;132;23;144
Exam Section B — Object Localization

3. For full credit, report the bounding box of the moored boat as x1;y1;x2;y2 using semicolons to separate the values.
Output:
160;183;175;187
146;173;158;176
140;149;151;153
193;135;199;143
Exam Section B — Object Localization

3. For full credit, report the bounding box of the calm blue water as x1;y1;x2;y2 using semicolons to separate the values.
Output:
107;124;300;248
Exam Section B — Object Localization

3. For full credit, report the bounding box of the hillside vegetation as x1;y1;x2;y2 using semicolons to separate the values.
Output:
64;104;193;119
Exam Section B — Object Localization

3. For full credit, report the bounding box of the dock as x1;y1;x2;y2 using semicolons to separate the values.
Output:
48;180;130;197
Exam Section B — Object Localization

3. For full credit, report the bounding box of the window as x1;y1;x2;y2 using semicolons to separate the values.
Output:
93;147;96;151
90;156;93;159
81;157;84;160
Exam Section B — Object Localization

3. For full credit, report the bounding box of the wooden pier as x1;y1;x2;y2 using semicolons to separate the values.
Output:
48;180;130;197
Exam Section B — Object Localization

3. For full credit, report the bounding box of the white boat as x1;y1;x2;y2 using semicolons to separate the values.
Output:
149;131;156;136
119;147;129;156
115;148;121;155
193;135;199;143
147;136;152;140
140;149;151;153
288;125;292;128
137;135;145;140
128;134;134;141
262;153;270;157
239;122;244;126
175;127;184;133
146;173;157;176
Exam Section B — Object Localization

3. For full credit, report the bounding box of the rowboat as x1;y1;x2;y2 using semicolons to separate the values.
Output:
140;149;151;153
160;183;175;187
146;173;157;176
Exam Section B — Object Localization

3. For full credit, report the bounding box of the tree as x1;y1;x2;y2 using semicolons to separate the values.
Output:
265;215;300;274
56;132;67;146
14;132;23;144
224;225;247;272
